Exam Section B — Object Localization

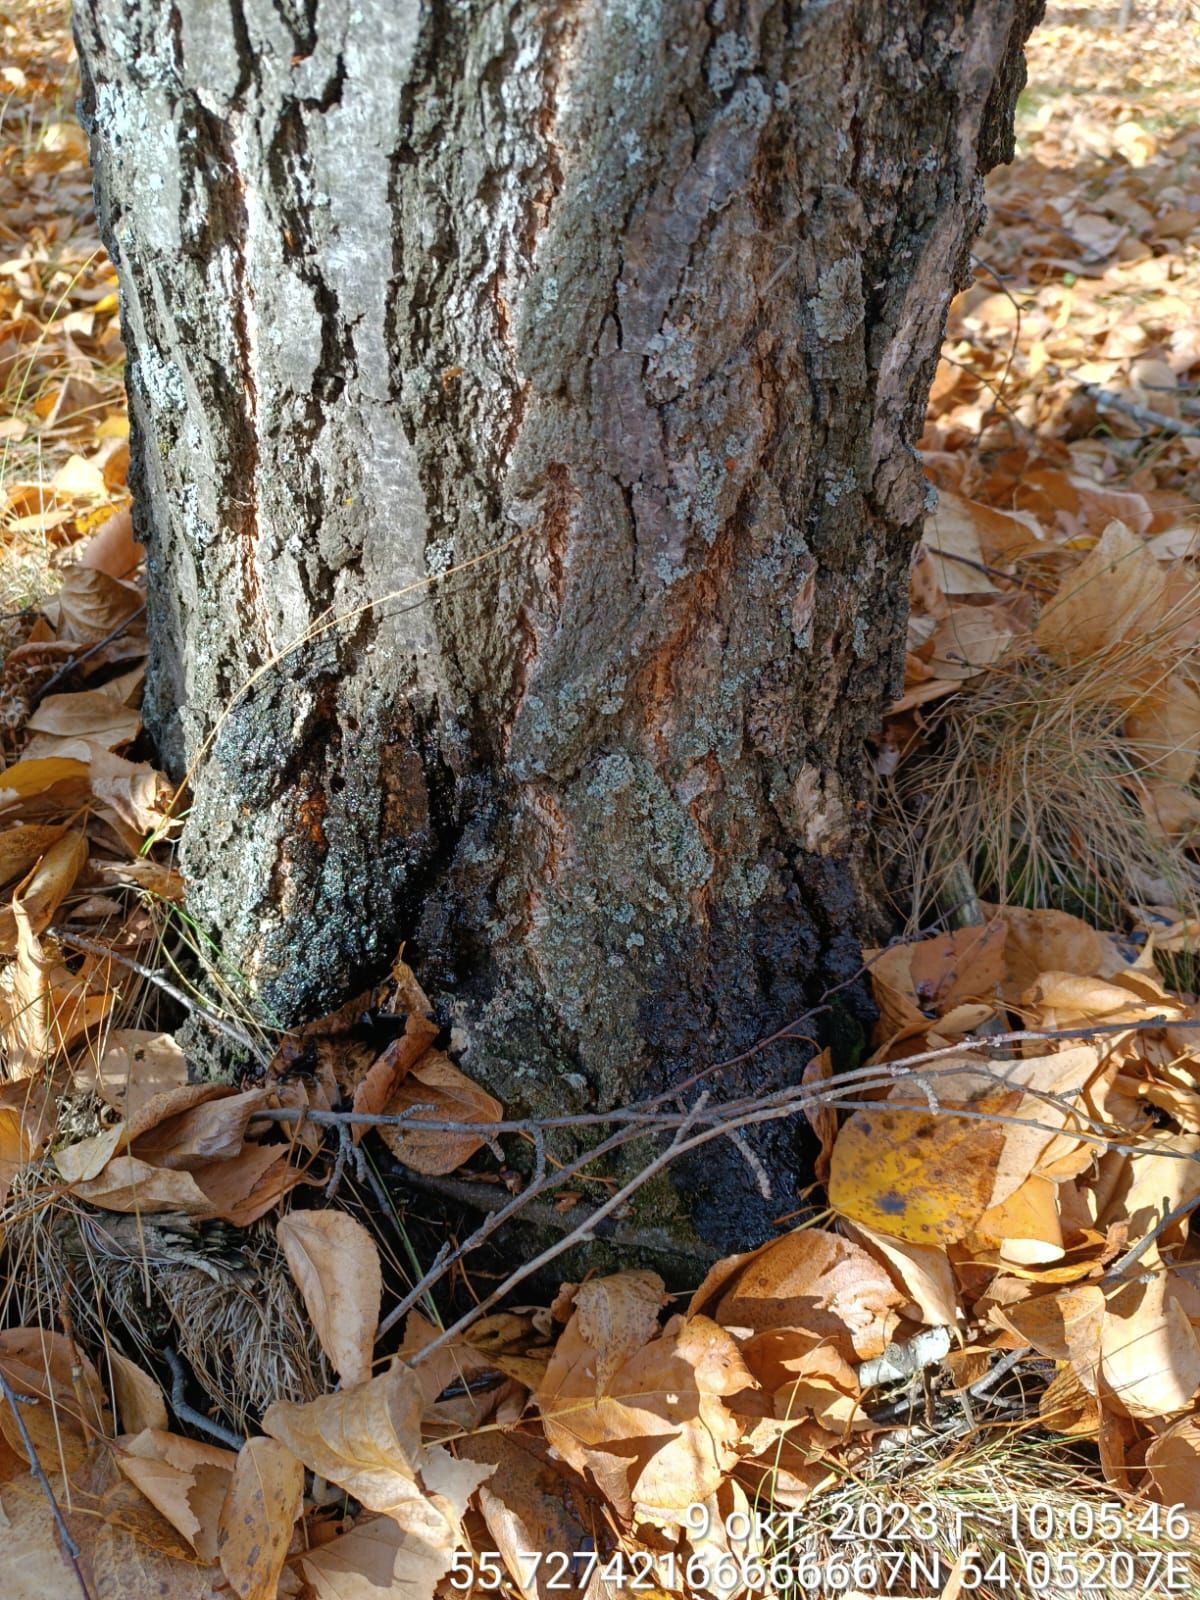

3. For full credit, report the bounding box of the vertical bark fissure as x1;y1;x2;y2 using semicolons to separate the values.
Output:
75;0;1041;1249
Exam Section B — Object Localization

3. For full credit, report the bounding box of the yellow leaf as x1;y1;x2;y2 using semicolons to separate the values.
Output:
0;757;91;812
50;453;106;500
829;1096;1008;1246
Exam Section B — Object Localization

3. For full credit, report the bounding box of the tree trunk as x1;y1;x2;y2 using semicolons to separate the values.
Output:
74;0;1039;1251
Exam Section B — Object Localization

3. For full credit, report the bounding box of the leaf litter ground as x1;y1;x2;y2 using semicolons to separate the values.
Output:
3;1;1200;1596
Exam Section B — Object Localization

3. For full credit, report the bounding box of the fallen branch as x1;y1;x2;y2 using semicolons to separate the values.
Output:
162;1347;245;1452
257;1010;1200;1329
1080;383;1200;438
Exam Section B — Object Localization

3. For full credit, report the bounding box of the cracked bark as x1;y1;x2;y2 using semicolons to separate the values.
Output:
74;0;1041;1251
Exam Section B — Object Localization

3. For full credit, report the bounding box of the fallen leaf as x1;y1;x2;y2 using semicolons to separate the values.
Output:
52;566;144;644
1035;519;1164;662
694;1227;903;1361
131;1087;272;1170
922;492;1001;593
117;1429;236;1562
70;1155;217;1216
926;606;1017;679
572;1270;668;1391
801;1048;837;1186
469;1432;588;1600
299;1514;448;1600
0;824;69;889
829;1095;1009;1249
1123;672;1200;785
379;1052;503;1175
24;687;140;751
192;1143;306;1225
108;1351;168;1434
79;505;143;578
217;1437;304;1600
0;829;88;951
263;1361;492;1522
277;1210;382;1388
1145;1414;1200;1511
0;1329;109;1474
536;1313;756;1520
0;906;52;1076
54;1122;124;1183
843;1221;962;1327
0;1475;99;1600
0;757;91;816
351;1011;440;1140
993;1285;1106;1391
1100;1272;1200;1419
76;1029;188;1120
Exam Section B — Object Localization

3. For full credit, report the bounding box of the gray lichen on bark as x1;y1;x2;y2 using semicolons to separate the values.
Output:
75;0;1040;1247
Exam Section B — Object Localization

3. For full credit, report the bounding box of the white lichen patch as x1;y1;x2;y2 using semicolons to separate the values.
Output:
812;255;865;343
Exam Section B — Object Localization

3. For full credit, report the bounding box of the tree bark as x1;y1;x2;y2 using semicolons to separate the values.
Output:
74;0;1039;1250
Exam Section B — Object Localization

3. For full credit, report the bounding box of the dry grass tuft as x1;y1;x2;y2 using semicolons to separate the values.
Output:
888;619;1200;938
768;1423;1200;1600
3;1165;330;1431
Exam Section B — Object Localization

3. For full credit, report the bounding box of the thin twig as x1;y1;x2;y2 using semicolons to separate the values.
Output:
966;1343;1033;1399
32;603;146;706
49;926;272;1068
378;1124;550;1338
1102;1191;1200;1284
0;1364;93;1600
253;1010;1199;1142
413;1088;718;1363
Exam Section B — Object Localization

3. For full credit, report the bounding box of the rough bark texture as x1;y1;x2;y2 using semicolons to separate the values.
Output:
75;0;1040;1250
